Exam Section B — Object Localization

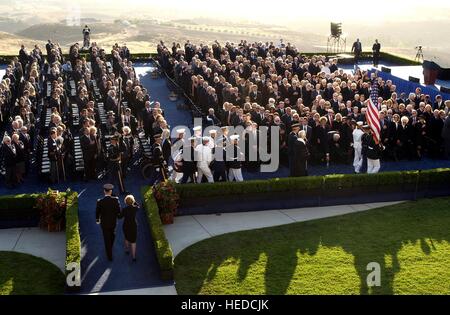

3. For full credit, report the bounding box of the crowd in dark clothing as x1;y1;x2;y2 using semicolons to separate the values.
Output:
1;40;170;189
157;40;450;177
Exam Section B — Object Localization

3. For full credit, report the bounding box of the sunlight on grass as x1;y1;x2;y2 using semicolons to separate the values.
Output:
175;197;450;295
0;252;64;295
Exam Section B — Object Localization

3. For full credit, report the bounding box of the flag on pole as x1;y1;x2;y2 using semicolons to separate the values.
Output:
367;77;381;143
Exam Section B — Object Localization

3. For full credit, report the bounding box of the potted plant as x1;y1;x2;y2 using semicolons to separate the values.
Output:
153;180;180;225
35;189;67;232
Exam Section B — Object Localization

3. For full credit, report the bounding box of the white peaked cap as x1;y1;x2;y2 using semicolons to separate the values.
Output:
357;121;364;126
176;128;186;134
193;126;202;131
230;135;240;141
209;130;217;134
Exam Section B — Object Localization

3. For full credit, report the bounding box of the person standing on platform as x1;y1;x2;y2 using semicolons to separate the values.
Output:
108;135;126;194
351;39;362;65
372;40;381;67
96;184;121;261
82;25;91;49
119;195;139;262
352;121;364;173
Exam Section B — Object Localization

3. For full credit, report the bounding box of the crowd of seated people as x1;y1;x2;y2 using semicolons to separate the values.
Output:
157;40;450;182
1;40;169;188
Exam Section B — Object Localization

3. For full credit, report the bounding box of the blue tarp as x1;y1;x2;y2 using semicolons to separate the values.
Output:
369;68;450;101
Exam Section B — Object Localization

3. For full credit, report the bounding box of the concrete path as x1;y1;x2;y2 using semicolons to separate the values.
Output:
0;227;65;271
164;201;404;257
88;285;177;295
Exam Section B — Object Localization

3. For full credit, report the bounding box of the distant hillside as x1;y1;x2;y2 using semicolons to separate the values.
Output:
0;32;46;55
0;17;31;34
16;23;125;45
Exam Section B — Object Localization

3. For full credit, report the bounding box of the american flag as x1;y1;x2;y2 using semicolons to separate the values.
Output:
367;77;381;143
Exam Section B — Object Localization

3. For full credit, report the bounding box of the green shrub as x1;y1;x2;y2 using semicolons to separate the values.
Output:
175;168;449;199
141;187;174;280
424;168;450;185
65;191;81;292
176;176;323;199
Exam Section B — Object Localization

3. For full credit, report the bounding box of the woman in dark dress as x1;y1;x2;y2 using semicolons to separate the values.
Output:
120;195;139;262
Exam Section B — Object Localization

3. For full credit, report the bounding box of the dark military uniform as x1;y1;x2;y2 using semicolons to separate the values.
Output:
108;142;125;193
96;194;120;261
288;131;299;176
361;132;371;173
119;135;134;178
149;141;167;184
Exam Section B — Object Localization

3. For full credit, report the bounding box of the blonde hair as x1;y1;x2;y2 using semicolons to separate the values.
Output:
124;195;135;206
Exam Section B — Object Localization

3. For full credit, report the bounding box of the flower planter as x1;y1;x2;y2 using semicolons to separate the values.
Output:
160;212;174;225
47;220;63;232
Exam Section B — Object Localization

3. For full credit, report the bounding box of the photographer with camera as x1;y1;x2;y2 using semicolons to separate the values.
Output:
82;25;91;49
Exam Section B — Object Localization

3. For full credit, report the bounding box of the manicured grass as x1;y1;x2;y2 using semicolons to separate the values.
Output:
175;197;450;295
0;251;65;295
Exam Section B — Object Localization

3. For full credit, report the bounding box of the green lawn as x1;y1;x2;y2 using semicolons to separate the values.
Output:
175;197;450;295
0;251;65;295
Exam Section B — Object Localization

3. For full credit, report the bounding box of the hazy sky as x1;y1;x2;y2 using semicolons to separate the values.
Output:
6;0;449;23
58;0;450;22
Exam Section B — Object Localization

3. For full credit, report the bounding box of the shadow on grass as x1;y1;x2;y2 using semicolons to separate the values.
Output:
0;251;65;295
174;197;450;295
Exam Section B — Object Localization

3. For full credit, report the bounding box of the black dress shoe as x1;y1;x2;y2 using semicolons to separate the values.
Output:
125;251;130;255
132;258;137;263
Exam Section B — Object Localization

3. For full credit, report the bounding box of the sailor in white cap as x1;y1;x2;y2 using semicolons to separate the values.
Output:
174;128;186;145
170;128;186;182
180;136;197;184
193;125;202;137
194;136;214;183
226;134;244;182
352;121;364;173
208;129;218;149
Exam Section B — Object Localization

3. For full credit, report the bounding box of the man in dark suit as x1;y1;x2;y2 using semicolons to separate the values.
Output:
442;113;450;159
372;40;381;67
351;39;362;64
96;184;121;261
288;123;301;176
1;136;17;188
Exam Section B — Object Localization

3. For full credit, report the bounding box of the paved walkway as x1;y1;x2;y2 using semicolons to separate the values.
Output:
0;227;66;271
164;201;404;257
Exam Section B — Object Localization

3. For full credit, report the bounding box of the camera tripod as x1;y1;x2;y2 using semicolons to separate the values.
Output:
415;46;424;62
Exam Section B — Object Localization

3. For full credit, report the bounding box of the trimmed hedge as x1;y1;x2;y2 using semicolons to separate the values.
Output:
176;168;450;199
141;187;174;281
0;194;40;220
0;191;82;292
65;191;81;292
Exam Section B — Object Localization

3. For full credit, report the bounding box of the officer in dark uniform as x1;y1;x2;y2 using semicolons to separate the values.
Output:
48;128;63;183
288;123;301;176
107;135;125;194
360;125;372;173
96;184;121;261
149;134;167;184
180;137;197;184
